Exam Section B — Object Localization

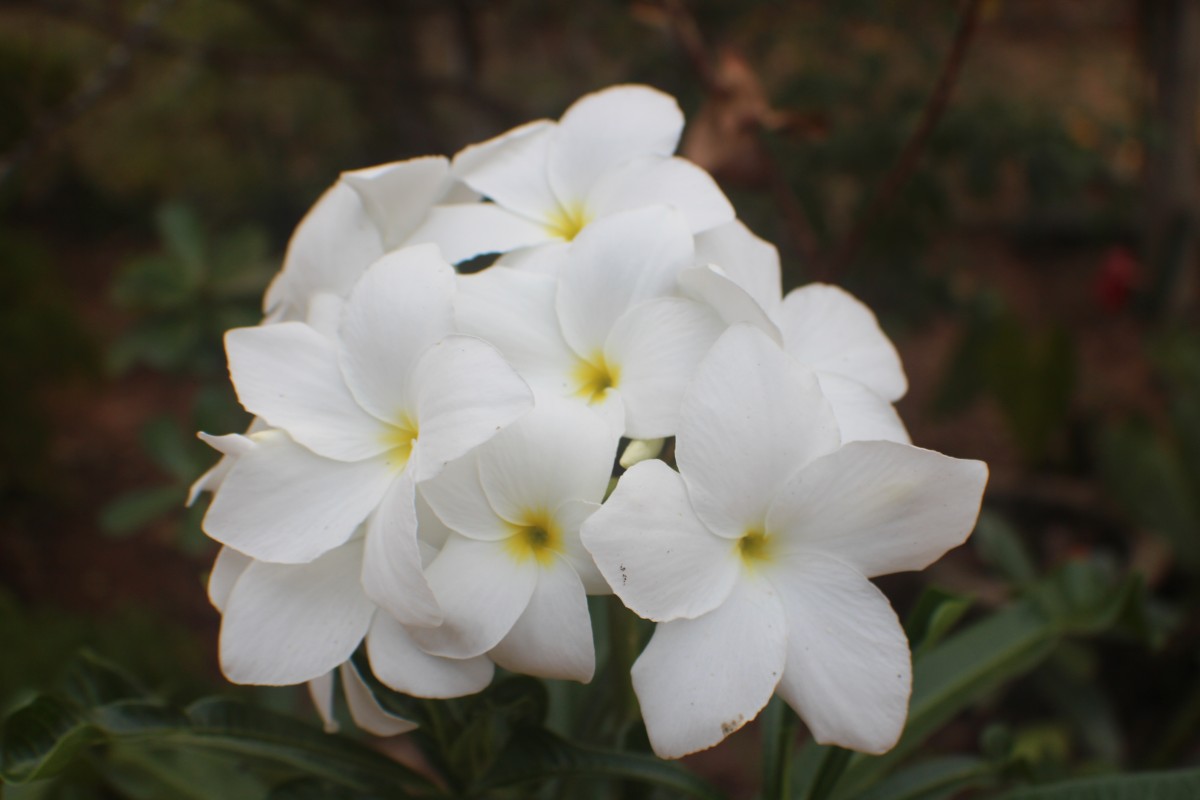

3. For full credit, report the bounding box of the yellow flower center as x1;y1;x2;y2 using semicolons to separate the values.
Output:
544;203;591;241
571;353;619;404
737;530;773;568
382;414;418;471
504;509;563;566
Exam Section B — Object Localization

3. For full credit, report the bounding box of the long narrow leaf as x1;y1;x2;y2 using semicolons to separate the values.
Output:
479;726;725;800
995;767;1200;799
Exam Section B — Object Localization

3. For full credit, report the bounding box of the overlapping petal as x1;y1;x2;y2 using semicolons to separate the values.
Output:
768;441;988;578
406;204;550;264
225;322;391;462
477;400;618;524
816;373;911;444
339;661;419;736
548;85;683;205
409;534;538;658
771;553;911;754
489;555;594;682
203;430;395;563
556;207;693;356
338;246;456;423
367;613;495;698
676;325;840;539
603;297;725;439
220;540;375;685
776;284;907;401
631;577;786;759
452;120;558;220
585;156;734;234
693;220;782;315
407;334;534;481
341;156;451;250
361;472;443;628
582;459;739;622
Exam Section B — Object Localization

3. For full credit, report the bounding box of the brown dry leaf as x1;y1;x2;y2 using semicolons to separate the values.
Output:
681;47;825;186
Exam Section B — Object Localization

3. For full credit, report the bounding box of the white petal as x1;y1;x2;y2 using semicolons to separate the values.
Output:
556;207;694;356
477;400;619;523
632;577;786;759
490;555;594;682
342;156;450;250
693;220;783;315
768;441;988;578
451;119;558;223
494;241;571;274
367;613;495;699
307;671;338;733
454;267;577;394
220;541;375;685
269;183;383;318
408;535;537;658
677;264;781;343
203;430;394;563
207;546;251;612
604;297;726;439
361;473;443;627
408;335;533;482
548;85;684;206
676;325;840;539
581;460;738;622
554;499;609;595
339;661;418;736
338;245;456;423
189;430;259;506
776;284;907;401
226;322;391;461
586;156;734;234
817;373;910;445
419;451;510;542
406;204;551;265
772;553;911;754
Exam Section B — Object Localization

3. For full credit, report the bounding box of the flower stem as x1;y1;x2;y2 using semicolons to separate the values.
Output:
761;697;798;800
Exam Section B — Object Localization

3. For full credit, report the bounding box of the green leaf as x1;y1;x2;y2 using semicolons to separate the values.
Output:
98;486;182;536
59;652;146;708
904;587;973;656
139;416;202;481
832;602;1057;797
973;512;1039;586
156;204;207;282
479;727;724;800
173;699;434;796
98;742;270;800
0;696;102;783
994;767;1200;799
854;756;996;800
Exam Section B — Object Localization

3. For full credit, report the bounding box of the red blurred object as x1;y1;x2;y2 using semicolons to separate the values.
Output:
1094;246;1142;313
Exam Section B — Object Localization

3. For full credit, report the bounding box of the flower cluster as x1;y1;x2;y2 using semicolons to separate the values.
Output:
195;85;988;758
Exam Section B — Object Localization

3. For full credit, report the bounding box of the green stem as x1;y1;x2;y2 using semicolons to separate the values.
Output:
761;698;798;800
606;596;640;745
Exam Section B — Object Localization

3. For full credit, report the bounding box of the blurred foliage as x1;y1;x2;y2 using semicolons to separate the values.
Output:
0;229;95;500
1;0;1199;797
1097;333;1200;574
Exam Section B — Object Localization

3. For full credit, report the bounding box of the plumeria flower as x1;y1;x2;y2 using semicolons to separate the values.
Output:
581;325;987;759
411;400;619;682
455;206;725;438
408;85;734;271
679;221;910;443
264;156;474;323
202;245;533;627
206;539;494;699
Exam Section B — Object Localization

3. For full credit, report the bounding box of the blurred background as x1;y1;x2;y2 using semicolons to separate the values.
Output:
2;0;1199;796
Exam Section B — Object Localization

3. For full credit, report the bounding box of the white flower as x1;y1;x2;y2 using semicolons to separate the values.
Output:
581;325;987;759
202;245;533;627
264;157;470;323
409;85;734;271
679;221;911;443
455;206;725;438
411;401;619;682
206;541;493;697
